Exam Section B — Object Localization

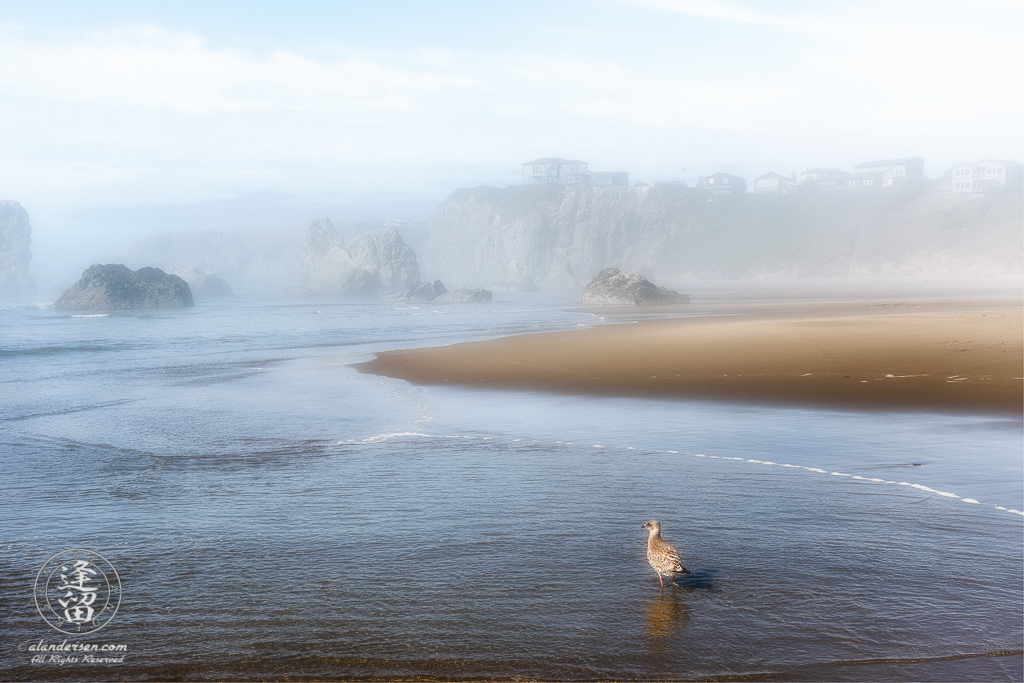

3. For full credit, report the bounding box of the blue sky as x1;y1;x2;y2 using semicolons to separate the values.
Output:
1;0;1021;216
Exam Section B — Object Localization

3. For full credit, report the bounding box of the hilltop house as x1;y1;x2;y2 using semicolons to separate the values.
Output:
799;168;847;185
853;157;924;186
801;165;887;190
698;173;746;194
521;158;629;186
753;172;796;194
950;160;1024;193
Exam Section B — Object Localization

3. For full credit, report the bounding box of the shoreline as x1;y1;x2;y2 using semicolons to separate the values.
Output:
356;296;1023;415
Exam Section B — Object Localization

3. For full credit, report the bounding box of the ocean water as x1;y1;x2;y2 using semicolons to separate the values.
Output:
2;295;1021;681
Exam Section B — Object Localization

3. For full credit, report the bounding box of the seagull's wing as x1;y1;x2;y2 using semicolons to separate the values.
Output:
664;541;693;575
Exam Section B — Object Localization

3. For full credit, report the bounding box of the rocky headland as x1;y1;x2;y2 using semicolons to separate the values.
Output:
425;183;1023;289
0;200;35;297
54;264;195;311
580;267;689;306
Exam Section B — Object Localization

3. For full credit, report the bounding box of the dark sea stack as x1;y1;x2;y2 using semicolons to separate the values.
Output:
580;267;689;306
54;264;195;311
0;200;36;297
382;280;448;303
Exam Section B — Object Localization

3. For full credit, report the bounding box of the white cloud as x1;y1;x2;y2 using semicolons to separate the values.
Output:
0;25;477;115
0;4;1020;211
625;0;813;28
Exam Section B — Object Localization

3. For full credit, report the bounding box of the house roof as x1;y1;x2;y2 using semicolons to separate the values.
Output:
976;159;1024;167
948;160;1023;170
801;168;846;175
702;172;746;181
854;157;924;169
754;172;793;181
523;158;587;166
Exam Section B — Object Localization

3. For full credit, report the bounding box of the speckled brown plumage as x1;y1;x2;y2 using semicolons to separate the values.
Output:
643;520;692;587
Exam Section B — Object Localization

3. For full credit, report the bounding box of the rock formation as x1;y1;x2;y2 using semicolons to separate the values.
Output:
433;288;493;303
0;200;35;297
166;268;234;298
426;184;673;290
302;218;419;297
116;226;305;296
383;280;492;303
580;268;689;306
384;280;448;302
347;226;421;294
54;264;195;311
425;182;1024;285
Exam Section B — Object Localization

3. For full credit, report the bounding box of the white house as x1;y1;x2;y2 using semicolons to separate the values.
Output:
698;173;747;193
853;157;924;186
521;158;629;186
521;158;589;185
950;160;1024;193
753;172;796;194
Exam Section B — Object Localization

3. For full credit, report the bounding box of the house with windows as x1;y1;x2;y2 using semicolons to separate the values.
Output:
697;173;746;194
753;172;796;194
521;158;629;186
800;165;887;190
799;168;847;187
853;157;924;186
950;160;1023;193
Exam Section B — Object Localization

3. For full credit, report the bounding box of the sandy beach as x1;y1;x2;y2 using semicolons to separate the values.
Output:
357;296;1023;414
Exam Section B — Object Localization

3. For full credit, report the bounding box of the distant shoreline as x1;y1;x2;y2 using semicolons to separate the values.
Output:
355;296;1024;415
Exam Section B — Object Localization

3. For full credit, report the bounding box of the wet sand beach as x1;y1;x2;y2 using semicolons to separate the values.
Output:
357;297;1023;414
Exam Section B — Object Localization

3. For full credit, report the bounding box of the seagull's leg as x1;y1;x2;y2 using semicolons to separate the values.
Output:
659;575;664;588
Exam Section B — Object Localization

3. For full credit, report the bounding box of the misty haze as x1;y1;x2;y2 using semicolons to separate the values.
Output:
2;2;1021;682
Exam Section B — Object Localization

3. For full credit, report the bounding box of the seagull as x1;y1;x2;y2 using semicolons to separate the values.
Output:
643;520;692;587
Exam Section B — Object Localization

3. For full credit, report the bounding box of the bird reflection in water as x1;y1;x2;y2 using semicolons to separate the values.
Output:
645;591;691;638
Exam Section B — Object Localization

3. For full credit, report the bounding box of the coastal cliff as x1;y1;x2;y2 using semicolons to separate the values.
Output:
425;183;1023;289
426;184;672;290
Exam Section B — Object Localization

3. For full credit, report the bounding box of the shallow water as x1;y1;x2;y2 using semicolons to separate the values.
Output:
2;295;1021;681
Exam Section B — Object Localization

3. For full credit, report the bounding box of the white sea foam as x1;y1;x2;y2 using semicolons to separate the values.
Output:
339;431;432;444
71;314;109;318
341;429;1020;517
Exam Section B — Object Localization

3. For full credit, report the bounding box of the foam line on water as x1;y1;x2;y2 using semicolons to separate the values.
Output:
337;431;1022;517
